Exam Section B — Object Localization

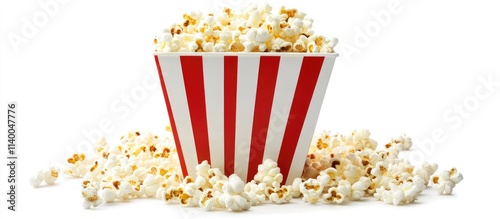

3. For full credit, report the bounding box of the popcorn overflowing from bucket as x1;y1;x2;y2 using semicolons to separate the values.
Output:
153;3;338;53
29;3;463;212
30;128;463;211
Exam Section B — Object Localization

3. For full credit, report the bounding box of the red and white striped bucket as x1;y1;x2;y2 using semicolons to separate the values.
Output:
154;53;338;184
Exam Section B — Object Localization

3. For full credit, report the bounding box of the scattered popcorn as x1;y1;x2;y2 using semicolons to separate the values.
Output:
153;3;337;53
30;126;463;210
304;129;378;180
431;168;463;195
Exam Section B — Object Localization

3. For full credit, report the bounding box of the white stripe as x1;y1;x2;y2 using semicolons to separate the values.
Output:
203;56;224;171
286;55;338;185
262;56;303;162
157;55;199;178
234;56;260;182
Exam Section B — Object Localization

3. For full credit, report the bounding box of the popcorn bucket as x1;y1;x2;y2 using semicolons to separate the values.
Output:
154;52;338;184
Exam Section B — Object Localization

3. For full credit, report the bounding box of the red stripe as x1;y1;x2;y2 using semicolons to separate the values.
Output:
224;56;238;176
180;56;211;165
277;56;325;183
155;55;188;177
247;56;281;181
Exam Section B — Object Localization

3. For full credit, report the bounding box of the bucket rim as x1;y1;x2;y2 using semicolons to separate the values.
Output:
153;52;339;57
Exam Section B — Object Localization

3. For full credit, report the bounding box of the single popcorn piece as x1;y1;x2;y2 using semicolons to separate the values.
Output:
405;175;426;193
344;130;378;151
160;185;183;203
129;177;146;198
254;159;283;187
323;187;346;204
81;179;97;189
98;186;116;203
317;167;340;189
116;181;133;200
219;174;251;211
224;174;245;194
244;180;266;205
335;180;352;200
179;183;203;207
82;187;103;209
199;189;222;210
218;193;251;211
299;178;324;204
290;178;303;198
350;177;371;200
207;167;228;186
143;174;163;197
302;154;323;179
29;170;44;188
193;160;219;190
371;161;389;178
64;153;89;177
343;163;362;184
374;182;421;206
431;168;463;195
43;166;60;185
413;162;438;186
265;185;293;204
375;185;403;206
385;133;412;151
196;160;211;177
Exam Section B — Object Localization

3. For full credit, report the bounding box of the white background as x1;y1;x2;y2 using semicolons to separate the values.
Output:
1;0;499;218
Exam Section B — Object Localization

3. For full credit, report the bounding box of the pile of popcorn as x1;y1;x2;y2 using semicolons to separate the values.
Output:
30;128;463;211
153;3;338;53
